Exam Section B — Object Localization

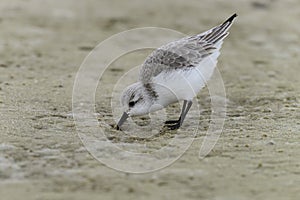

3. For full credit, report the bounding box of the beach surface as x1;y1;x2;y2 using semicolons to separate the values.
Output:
0;0;299;199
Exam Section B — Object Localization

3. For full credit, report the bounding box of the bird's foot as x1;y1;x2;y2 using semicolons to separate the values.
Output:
165;123;181;130
164;118;182;130
164;119;180;124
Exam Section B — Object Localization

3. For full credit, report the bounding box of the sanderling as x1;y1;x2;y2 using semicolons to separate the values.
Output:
117;14;237;130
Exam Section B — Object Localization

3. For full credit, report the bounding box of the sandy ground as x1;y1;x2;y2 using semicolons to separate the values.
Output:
0;0;300;199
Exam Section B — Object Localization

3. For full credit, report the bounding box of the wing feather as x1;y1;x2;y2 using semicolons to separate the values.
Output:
140;14;237;83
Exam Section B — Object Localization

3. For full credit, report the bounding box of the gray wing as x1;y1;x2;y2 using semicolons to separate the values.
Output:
139;14;237;83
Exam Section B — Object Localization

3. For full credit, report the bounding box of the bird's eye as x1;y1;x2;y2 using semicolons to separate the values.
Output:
129;101;135;107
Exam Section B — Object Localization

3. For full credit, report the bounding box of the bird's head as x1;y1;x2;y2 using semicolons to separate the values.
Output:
117;82;155;129
121;82;153;116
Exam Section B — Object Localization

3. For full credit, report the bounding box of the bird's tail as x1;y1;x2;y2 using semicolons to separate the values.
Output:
200;13;237;45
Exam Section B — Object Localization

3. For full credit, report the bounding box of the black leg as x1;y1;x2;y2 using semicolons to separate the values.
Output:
165;100;192;130
164;100;187;124
179;100;192;125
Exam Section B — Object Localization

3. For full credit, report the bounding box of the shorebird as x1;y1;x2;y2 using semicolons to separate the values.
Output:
117;14;237;130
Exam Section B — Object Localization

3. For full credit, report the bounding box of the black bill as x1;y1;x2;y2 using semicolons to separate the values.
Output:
116;112;129;130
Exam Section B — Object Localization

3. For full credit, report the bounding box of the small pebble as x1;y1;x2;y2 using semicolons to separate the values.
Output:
267;140;275;145
267;71;276;78
33;125;44;130
64;123;75;128
78;46;94;51
257;163;263;168
127;187;135;193
264;108;272;113
251;2;268;9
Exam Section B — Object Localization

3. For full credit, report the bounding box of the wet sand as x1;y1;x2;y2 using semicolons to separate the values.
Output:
0;0;299;199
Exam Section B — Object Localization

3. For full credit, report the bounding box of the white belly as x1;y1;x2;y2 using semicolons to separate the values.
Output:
148;36;223;109
153;69;203;107
153;57;218;107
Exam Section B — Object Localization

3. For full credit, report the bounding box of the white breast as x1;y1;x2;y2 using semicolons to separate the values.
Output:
153;54;219;107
